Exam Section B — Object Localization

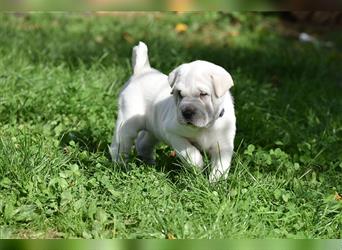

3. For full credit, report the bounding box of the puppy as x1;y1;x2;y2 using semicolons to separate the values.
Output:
110;42;236;182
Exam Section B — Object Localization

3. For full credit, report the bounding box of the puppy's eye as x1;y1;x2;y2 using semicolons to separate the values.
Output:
200;92;208;97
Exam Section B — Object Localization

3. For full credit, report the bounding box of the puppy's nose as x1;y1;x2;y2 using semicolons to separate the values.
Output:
182;108;195;120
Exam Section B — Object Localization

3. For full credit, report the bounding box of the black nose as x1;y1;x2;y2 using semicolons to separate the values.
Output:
182;108;195;120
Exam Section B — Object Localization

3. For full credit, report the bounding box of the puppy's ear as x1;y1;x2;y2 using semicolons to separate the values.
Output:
211;68;234;98
168;67;180;94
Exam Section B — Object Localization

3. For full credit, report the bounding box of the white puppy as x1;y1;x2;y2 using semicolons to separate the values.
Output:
110;42;236;182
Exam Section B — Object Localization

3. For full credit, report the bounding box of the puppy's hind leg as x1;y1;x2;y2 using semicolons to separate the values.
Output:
136;131;158;164
110;112;143;163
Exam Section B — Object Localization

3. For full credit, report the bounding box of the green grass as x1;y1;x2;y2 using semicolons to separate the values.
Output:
0;12;341;239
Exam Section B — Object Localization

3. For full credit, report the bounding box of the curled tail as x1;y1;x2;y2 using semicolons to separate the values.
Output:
132;41;151;75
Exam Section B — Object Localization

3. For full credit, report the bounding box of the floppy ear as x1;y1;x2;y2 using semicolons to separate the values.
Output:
168;67;180;88
211;68;234;98
168;67;181;94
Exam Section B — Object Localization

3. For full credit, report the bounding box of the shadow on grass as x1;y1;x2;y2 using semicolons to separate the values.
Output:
58;128;185;178
59;128;111;157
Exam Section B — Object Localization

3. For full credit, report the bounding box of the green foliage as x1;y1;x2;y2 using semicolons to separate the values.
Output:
0;12;341;239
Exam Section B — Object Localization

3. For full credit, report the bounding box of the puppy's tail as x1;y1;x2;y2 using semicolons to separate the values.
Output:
132;41;151;75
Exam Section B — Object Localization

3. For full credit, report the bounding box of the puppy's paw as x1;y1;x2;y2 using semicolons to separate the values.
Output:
209;169;229;183
191;153;204;169
181;149;203;169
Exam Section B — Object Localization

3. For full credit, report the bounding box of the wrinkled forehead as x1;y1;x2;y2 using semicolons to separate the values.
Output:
176;64;213;92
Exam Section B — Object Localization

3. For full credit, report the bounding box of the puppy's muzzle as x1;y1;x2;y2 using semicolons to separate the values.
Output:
181;106;196;121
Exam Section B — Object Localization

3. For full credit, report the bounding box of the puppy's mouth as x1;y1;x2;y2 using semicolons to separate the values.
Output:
179;118;206;128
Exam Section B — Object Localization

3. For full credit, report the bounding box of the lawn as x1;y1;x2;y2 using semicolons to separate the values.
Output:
0;12;341;239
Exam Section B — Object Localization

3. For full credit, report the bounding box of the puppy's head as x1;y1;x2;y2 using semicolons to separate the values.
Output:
168;60;233;128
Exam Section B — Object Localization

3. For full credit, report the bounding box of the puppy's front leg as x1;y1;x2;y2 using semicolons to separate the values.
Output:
209;144;233;183
168;136;203;169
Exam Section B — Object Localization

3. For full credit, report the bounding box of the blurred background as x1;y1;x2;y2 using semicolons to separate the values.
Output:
1;0;342;10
